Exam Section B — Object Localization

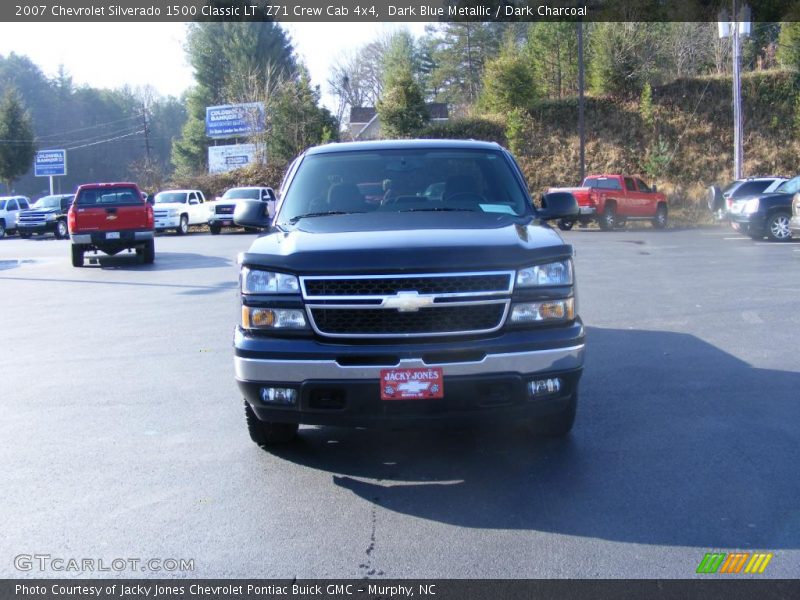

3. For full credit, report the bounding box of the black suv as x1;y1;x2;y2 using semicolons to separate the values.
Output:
728;175;798;241
232;140;584;447
17;194;74;239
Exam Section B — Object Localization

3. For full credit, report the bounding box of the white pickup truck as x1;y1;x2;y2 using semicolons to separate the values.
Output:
0;196;31;238
152;189;209;235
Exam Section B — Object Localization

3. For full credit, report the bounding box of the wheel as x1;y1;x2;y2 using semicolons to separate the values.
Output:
0;222;5;239
209;222;222;235
142;239;155;264
244;401;298;446
70;245;84;267
55;220;69;239
766;211;792;242
557;219;575;231
652;204;668;229
19;232;31;239
530;394;577;437
176;215;188;235
599;204;616;231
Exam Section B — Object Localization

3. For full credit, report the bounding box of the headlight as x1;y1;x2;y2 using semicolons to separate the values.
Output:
241;267;300;294
45;213;56;221
168;209;180;217
510;298;575;323
743;198;760;214
516;260;572;287
242;307;307;330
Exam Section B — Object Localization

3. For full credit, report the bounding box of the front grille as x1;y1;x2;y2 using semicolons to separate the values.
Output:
309;303;507;337
153;210;169;219
215;204;235;215
303;273;512;297
19;212;49;223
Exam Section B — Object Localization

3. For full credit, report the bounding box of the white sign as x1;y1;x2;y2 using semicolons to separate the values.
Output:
208;143;266;174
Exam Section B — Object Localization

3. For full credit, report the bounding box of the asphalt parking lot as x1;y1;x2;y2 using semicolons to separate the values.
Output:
1;226;798;578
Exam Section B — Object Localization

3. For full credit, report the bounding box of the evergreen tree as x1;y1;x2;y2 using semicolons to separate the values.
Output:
479;39;537;113
0;88;36;192
377;34;429;138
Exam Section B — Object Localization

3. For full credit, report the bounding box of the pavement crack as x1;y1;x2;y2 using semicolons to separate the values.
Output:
358;495;385;578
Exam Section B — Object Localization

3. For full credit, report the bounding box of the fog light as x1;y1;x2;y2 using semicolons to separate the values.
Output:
528;378;562;399
260;387;297;405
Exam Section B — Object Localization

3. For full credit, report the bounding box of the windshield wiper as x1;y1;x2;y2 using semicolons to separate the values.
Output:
288;210;364;224
399;207;479;213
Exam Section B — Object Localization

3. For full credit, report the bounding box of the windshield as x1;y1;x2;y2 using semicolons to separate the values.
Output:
582;177;622;190
775;176;800;194
0;200;5;210
278;149;529;224
223;188;261;200
32;195;63;209
155;192;188;204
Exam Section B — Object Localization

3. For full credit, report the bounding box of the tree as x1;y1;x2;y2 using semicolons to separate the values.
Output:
0;88;36;192
376;33;429;138
777;22;800;70
527;23;580;99
589;22;664;96
479;39;537;113
328;34;391;127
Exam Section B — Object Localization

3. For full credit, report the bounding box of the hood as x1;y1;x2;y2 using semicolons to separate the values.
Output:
153;202;193;210
242;211;571;273
21;207;60;215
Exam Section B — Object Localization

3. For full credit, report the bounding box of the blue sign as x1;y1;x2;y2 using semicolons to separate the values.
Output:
34;149;67;177
205;103;265;139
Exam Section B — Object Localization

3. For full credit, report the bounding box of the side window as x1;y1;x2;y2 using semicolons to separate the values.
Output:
8;199;18;211
624;178;636;192
188;193;198;205
62;197;71;211
734;181;769;197
19;199;29;209
636;179;651;193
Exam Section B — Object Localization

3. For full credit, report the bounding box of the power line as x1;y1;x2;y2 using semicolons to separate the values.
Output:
36;114;142;140
65;130;145;151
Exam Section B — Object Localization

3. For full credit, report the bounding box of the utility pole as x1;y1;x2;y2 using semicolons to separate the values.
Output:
142;102;152;166
732;0;743;179
577;21;585;182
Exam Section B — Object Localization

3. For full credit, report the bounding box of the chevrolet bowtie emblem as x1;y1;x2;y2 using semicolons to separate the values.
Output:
381;291;436;312
106;214;117;220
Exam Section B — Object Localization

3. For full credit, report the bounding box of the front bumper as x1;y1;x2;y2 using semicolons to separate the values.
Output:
235;323;585;427
208;215;236;226
18;221;57;234
155;216;180;230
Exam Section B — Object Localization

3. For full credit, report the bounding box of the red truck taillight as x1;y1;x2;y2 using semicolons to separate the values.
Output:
67;207;76;233
145;203;154;229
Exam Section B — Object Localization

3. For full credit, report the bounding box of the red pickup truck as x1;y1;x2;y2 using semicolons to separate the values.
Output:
67;182;155;267
548;174;668;231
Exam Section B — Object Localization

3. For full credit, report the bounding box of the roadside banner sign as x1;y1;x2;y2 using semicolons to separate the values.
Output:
208;143;266;174
34;149;67;177
205;103;265;139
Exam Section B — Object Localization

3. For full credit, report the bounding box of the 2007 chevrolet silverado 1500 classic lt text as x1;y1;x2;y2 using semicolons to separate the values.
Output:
232;140;585;447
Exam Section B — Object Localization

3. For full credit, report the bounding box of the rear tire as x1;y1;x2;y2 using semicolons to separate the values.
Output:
599;204;616;231
209;222;222;235
55;220;69;239
766;211;792;242
244;401;299;446
557;219;575;231
0;222;5;239
652;204;668;229
176;215;188;235
19;232;31;239
531;394;577;437
70;245;84;267
142;239;155;264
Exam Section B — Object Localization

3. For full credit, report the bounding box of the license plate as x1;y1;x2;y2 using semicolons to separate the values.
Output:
380;367;444;400
223;220;232;226
106;232;120;239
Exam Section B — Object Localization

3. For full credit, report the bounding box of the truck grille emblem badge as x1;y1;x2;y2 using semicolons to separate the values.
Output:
381;291;435;312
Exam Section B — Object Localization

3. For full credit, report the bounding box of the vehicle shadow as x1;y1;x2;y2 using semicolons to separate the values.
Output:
267;326;800;549
85;252;233;271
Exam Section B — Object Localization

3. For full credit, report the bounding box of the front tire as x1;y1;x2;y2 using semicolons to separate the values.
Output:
55;220;69;239
142;239;155;264
209;222;222;235
70;245;84;267
176;215;188;235
652;204;668;229
19;232;31;239
244;401;299;446
557;219;575;231
599;204;616;231
766;211;792;242
0;222;6;239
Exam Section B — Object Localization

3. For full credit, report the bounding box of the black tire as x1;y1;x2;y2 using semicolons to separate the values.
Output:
599;204;616;231
707;185;724;213
70;245;84;267
244;401;299;446
55;220;69;239
766;211;792;242
531;394;577;437
176;215;188;235
557;219;575;231
142;239;155;264
19;232;32;239
652;203;668;229
209;222;222;235
0;221;5;239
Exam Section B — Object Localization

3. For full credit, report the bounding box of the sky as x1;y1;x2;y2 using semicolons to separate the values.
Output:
0;22;429;111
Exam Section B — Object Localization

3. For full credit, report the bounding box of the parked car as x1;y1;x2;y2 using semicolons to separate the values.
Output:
707;177;786;221
152;189;208;235
729;175;799;241
548;174;667;230
68;182;155;267
208;186;276;235
232;139;583;447
17;194;74;239
0;195;31;238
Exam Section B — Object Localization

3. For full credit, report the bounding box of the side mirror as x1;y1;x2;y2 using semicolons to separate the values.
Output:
537;191;579;221
234;199;272;229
